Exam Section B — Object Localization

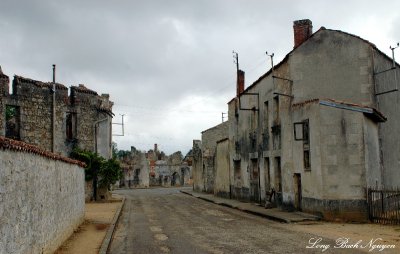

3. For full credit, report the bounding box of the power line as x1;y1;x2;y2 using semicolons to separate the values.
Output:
113;103;221;114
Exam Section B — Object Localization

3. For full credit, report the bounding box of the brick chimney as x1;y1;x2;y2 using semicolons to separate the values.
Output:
293;19;313;48
236;69;245;97
154;143;158;152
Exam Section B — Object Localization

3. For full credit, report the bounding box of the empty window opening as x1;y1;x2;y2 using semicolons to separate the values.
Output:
303;150;310;169
264;101;269;128
66;112;77;140
249;131;257;152
251;159;259;179
234;160;241;182
5;105;20;140
265;158;271;190
274;157;282;192
302;119;310;170
271;124;281;150
273;95;279;122
251;109;257;130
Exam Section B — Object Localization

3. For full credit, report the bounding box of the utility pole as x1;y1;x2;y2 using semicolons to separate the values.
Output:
222;112;227;123
390;43;399;90
231;50;239;200
52;64;56;153
112;114;125;136
266;51;274;74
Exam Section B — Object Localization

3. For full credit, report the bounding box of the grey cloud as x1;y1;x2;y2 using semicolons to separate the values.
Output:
1;0;400;153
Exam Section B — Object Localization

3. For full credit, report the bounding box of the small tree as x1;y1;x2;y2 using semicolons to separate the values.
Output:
112;142;118;159
71;148;104;181
71;148;122;199
99;157;123;189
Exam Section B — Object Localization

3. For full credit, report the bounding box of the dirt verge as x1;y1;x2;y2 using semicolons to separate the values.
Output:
55;199;122;254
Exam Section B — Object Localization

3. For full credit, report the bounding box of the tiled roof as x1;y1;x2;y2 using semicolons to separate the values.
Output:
71;84;98;95
97;106;114;117
14;75;68;90
292;98;387;122
292;98;320;108
201;121;228;134
0;136;86;167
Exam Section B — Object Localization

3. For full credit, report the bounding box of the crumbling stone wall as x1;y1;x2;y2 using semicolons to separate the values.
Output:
192;140;203;191
0;67;113;159
0;66;10;136
0;137;85;254
192;122;229;193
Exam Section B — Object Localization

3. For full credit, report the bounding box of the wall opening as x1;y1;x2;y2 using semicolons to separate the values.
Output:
294;173;302;211
250;158;260;202
233;160;241;190
249;131;257;153
273;95;279;123
274;156;282;192
263;101;269;151
134;168;140;186
274;156;282;206
66;112;77;141
264;101;269;127
264;157;271;190
302;119;310;170
272;125;281;150
5;105;20;140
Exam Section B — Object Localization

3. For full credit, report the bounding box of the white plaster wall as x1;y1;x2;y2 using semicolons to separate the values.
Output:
97;117;112;159
319;106;366;199
291;103;324;200
215;139;230;195
373;50;400;188
290;29;374;106
0;149;85;254
363;117;382;188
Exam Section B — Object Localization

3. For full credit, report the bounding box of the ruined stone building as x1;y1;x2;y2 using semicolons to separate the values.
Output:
0;66;113;159
193;19;400;222
118;144;192;188
119;146;150;188
152;150;192;186
192;122;228;195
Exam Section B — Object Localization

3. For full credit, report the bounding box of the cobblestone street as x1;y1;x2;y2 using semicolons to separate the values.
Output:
108;187;369;254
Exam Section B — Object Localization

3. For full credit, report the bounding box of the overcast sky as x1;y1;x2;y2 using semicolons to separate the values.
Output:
1;0;400;154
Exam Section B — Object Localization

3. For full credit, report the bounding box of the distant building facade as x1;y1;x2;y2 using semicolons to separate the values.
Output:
118;144;193;188
193;19;400;222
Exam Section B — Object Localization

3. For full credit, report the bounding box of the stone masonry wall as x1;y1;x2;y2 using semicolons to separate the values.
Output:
197;121;229;193
0;137;85;254
0;69;113;159
0;67;10;136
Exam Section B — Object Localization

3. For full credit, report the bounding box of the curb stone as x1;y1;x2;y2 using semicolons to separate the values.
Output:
180;190;317;223
99;197;126;254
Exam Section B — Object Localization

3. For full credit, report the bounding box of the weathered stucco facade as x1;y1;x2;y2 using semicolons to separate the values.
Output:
193;19;399;222
192;122;228;194
0;68;113;159
0;137;85;254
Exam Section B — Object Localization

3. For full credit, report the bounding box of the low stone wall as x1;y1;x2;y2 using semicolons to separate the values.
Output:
0;137;85;254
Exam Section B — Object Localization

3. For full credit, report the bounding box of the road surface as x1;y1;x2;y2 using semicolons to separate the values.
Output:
108;187;363;254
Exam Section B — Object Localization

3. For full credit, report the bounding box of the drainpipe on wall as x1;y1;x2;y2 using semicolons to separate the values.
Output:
257;96;262;204
52;64;56;153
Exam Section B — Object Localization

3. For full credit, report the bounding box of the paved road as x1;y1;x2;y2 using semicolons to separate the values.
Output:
108;187;362;254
